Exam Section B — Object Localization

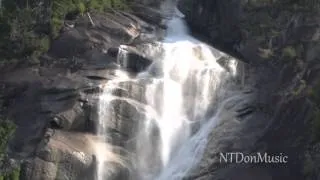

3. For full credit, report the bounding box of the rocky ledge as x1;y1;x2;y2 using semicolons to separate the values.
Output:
0;7;166;180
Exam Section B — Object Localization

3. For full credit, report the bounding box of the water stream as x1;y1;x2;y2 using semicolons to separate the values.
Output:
95;7;244;180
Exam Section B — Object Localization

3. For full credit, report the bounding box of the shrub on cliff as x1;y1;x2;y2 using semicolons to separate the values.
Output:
0;119;19;180
0;168;20;180
0;0;51;63
0;0;130;64
0;120;15;158
51;0;130;37
307;78;320;142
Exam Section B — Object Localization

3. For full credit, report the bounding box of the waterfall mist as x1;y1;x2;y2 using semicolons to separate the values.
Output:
94;6;246;180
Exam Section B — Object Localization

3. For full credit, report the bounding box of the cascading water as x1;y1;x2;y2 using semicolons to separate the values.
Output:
96;69;130;180
95;7;244;180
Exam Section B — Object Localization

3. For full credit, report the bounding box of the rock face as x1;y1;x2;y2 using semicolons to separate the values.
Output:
1;1;319;180
178;0;320;180
178;0;242;50
0;6;165;179
108;46;154;73
20;131;96;180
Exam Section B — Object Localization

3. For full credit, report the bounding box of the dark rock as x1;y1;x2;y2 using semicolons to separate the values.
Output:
49;117;63;129
80;69;116;81
49;29;90;59
178;1;320;180
236;106;255;118
130;5;165;28
178;0;242;50
116;46;153;73
107;47;119;58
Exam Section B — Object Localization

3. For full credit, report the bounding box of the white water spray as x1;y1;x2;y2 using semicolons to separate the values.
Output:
96;69;130;180
95;7;242;180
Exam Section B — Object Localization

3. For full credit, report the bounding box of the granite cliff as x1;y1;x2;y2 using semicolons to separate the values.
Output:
178;0;320;179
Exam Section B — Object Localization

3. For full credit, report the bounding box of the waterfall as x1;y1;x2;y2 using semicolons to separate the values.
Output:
96;69;130;180
95;7;243;180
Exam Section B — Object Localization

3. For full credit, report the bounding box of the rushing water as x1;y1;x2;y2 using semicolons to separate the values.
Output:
96;7;242;180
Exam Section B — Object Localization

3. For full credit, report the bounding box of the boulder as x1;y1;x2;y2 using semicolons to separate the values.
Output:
113;46;154;73
20;130;96;180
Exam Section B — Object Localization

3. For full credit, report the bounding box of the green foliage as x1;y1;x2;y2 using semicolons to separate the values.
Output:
309;81;320;105
312;109;320;140
0;120;15;156
0;167;20;180
282;46;297;59
51;0;76;37
0;0;130;63
50;0;130;38
50;17;63;38
9;168;20;180
85;0;129;11
110;0;129;10
77;2;86;15
87;0;105;11
0;117;19;180
0;120;18;180
39;37;51;52
0;1;52;63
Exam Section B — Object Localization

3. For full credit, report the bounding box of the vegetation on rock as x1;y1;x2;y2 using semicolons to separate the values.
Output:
51;0;130;37
0;119;19;180
0;167;20;180
310;80;320;141
282;46;297;59
0;0;130;64
0;0;50;64
0;84;20;180
0;120;15;157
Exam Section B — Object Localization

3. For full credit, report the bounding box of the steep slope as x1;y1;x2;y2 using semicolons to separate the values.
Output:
179;0;320;179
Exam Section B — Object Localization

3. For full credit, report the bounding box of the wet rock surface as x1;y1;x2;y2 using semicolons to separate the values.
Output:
0;6;165;180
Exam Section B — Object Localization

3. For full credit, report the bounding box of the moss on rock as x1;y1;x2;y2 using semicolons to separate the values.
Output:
282;46;297;59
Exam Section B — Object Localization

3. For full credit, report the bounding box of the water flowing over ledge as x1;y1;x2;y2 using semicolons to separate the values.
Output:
95;7;247;180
